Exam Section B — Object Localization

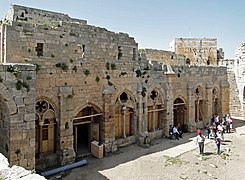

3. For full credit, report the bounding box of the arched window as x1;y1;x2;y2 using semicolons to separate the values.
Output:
147;90;164;131
114;92;135;139
115;106;134;139
35;99;56;157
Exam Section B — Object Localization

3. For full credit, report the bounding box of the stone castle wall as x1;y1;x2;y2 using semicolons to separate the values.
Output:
173;38;218;66
0;4;230;170
0;63;36;169
140;49;185;65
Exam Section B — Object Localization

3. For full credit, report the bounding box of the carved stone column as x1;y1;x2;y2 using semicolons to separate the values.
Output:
122;106;126;139
152;104;156;131
196;99;199;121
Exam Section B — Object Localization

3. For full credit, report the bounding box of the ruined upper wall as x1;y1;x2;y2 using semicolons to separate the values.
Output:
4;4;87;25
172;38;218;66
1;5;138;67
139;49;185;65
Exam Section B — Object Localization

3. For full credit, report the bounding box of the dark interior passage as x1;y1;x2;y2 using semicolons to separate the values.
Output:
75;123;90;156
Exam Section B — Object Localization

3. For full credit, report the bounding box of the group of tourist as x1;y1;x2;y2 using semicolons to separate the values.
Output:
169;114;233;155
196;113;233;155
169;124;183;140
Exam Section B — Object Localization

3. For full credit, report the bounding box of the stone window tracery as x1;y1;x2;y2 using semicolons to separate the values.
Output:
114;92;135;139
148;90;164;131
35;99;56;157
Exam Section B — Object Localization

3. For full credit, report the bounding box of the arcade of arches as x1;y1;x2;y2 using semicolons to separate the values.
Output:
33;84;226;170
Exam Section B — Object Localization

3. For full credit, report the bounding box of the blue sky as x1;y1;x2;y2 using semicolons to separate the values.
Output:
0;0;244;58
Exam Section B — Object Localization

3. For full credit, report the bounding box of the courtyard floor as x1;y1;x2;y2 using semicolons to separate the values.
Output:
49;118;245;180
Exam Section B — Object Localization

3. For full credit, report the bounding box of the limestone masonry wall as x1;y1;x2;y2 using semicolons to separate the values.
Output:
0;4;231;171
173;38;218;66
0;63;36;169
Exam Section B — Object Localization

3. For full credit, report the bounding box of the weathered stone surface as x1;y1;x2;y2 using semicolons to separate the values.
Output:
0;153;45;180
0;4;231;171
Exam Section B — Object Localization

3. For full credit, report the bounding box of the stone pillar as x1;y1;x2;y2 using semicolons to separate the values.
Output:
152;105;156;131
161;81;174;136
59;86;75;165
137;83;148;135
142;96;148;133
122;106;126;139
220;80;230;116
164;67;176;135
205;81;213;124
102;86;116;153
187;82;196;132
196;100;199;121
102;93;114;143
5;65;36;170
136;94;143;135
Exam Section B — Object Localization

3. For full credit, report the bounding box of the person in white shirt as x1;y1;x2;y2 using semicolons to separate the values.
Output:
196;131;205;155
172;126;179;140
226;114;232;133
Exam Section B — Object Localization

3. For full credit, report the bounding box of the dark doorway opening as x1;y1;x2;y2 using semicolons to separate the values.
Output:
74;123;90;156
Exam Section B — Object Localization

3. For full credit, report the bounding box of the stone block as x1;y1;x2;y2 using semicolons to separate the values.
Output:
91;141;103;159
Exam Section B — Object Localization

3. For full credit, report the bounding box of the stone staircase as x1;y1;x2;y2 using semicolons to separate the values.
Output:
228;69;243;116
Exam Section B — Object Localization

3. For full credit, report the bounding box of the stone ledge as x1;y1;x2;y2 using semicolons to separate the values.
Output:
0;153;46;180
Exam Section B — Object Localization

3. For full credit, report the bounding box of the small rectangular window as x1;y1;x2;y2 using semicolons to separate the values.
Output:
132;48;136;60
118;46;122;60
36;43;43;56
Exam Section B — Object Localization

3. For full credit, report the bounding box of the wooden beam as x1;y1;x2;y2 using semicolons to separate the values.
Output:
173;103;185;106
148;108;165;113
73;113;103;120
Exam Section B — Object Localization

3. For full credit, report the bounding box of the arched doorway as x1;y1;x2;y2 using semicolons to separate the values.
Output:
73;106;102;157
173;98;186;127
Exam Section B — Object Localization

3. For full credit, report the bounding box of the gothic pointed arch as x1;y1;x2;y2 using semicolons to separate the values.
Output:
72;101;103;120
147;88;166;132
73;104;103;156
0;84;17;159
114;90;136;139
35;98;58;166
0;94;10;157
173;97;187;128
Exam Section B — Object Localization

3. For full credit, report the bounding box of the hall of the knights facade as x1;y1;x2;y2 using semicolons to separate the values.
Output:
0;5;229;170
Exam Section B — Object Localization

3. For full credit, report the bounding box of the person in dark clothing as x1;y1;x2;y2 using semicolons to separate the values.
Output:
169;125;173;140
177;124;183;139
